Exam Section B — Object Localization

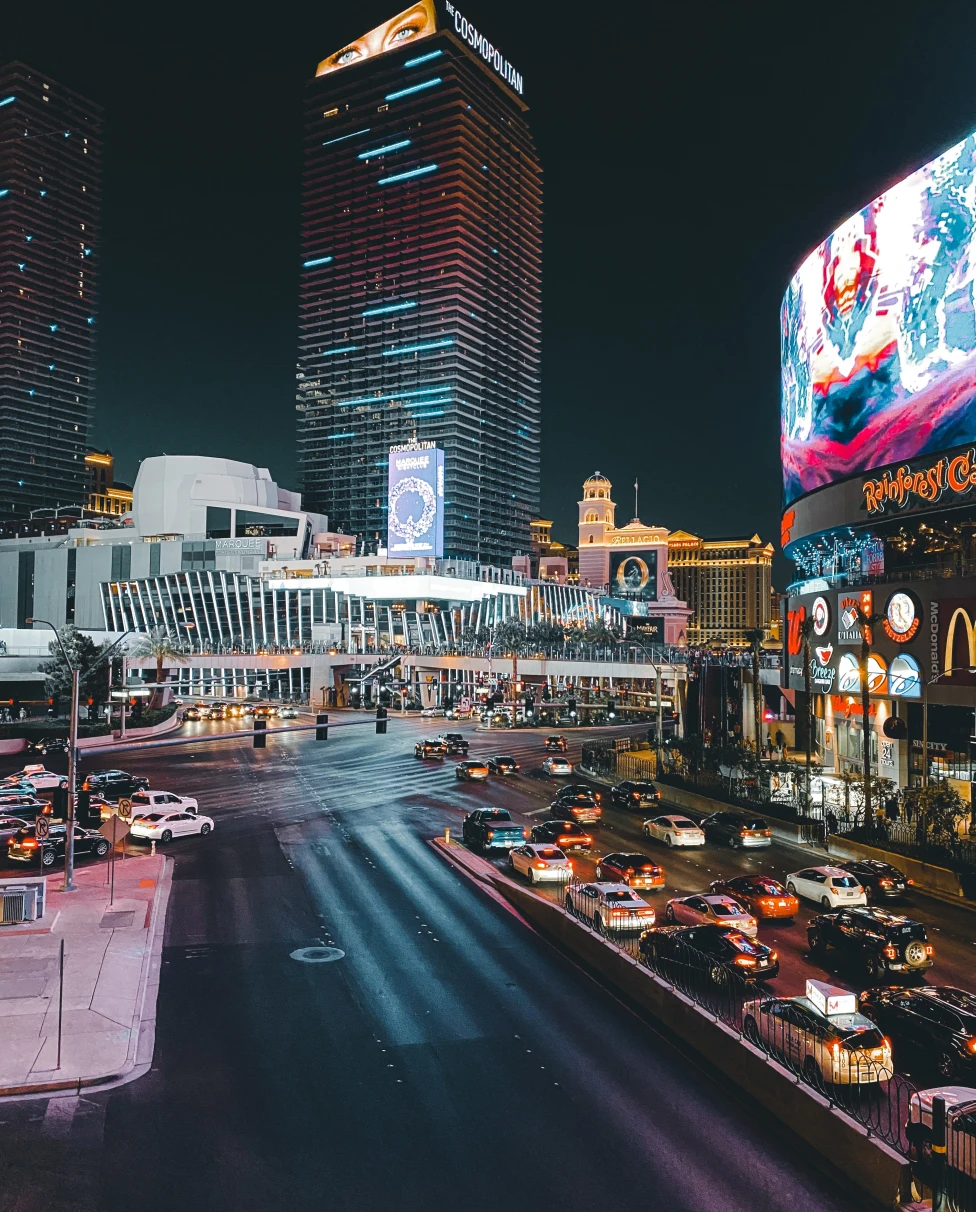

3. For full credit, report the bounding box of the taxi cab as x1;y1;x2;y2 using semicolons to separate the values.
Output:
742;980;893;1087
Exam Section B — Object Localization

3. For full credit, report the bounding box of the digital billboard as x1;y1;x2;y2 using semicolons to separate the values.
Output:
387;443;444;557
781;130;976;507
316;0;437;76
609;551;658;602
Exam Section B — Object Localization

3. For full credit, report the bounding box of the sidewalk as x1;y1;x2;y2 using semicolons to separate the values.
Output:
0;852;173;1098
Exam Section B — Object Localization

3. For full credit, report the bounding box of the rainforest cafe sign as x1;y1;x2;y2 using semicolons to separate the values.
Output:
863;448;976;516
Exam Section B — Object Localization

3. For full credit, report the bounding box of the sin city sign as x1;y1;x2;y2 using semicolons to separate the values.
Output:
862;448;976;516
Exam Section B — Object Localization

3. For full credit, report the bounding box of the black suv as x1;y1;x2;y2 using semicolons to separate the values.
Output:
836;859;910;900
609;781;661;810
858;985;976;1081
438;733;469;756
85;770;150;800
700;811;772;849
638;923;780;983
807;905;933;982
8;823;111;868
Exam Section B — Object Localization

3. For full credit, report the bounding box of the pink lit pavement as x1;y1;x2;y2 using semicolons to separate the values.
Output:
0;853;173;1098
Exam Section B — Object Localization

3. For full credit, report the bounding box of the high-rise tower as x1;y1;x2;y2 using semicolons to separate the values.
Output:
297;2;542;563
0;63;102;520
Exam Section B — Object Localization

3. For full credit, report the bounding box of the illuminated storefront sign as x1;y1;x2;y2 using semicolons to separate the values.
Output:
862;448;976;516
889;654;921;697
838;591;872;644
811;595;831;637
943;603;976;674
387;443;444;557
787;606;805;656
835;651;888;694
882;591;920;642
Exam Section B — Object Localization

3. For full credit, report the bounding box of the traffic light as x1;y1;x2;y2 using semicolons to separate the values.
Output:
607;698;616;719
253;718;267;748
567;696;577;715
542;685;551;702
316;713;329;741
376;705;388;735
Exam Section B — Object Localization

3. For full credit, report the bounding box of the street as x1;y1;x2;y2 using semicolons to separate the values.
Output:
0;716;932;1210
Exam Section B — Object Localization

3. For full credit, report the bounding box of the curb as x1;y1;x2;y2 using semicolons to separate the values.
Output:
0;856;175;1102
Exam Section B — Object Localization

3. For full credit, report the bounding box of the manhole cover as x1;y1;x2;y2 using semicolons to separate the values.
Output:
290;946;345;963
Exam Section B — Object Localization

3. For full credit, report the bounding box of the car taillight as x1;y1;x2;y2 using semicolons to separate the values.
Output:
522;829;529;839
739;830;748;837
884;945;897;959
769;950;778;961
22;839;37;849
966;1037;976;1054
487;830;494;840
734;955;757;967
925;945;934;956
907;879;915;886
763;830;771;837
879;878;892;887
534;862;547;870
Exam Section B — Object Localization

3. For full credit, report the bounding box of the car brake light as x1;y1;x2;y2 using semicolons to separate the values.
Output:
925;945;934;956
739;830;748;837
535;862;547;870
769;950;778;961
966;1038;976;1055
22;839;37;849
879;878;892;887
487;830;494;840
567;860;573;867
734;955;757;967
907;879;915;886
884;945;897;959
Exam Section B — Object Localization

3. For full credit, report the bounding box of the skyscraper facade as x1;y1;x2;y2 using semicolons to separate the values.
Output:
0;63;102;520
297;3;542;563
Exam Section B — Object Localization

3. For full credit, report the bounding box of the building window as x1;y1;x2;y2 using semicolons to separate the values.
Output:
149;543;161;576
17;551;35;629
181;541;216;571
235;510;298;538
65;548;76;623
206;507;232;539
111;545;131;581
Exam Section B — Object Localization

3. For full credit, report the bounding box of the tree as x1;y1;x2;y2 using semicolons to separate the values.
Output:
526;621;565;649
903;782;970;847
491;618;529;698
40;626;107;711
853;605;886;829
744;627;767;758
798;614;816;814
128;628;187;707
581;621;620;647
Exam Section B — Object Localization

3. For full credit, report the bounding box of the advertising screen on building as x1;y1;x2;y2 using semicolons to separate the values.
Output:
387;444;444;557
781;130;976;507
316;1;437;76
609;551;658;601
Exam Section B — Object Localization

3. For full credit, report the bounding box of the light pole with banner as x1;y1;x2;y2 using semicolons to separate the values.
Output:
27;620;135;891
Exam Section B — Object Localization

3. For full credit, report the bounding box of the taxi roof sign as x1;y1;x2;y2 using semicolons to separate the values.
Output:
806;979;857;1017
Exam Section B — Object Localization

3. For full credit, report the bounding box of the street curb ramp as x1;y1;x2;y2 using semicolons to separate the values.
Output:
432;839;911;1210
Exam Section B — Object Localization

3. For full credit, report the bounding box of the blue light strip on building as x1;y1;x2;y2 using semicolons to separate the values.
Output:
0;96;15;108
320;345;359;356
361;300;417;317
358;139;411;159
378;164;437;186
404;49;443;67
382;339;453;356
0;190;9;198
327;432;356;440
303;256;334;267
384;78;441;101
406;410;445;417
336;385;447;407
322;127;370;147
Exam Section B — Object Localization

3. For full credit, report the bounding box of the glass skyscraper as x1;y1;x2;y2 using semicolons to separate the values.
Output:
297;5;542;563
0;63;102;520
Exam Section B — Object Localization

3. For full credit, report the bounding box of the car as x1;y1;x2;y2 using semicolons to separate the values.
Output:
807;906;934;982
421;707;446;718
639;923;780;982
643;814;705;847
240;703;257;716
530;820;593;850
594;852;665;890
184;705;203;720
438;733;470;756
0;816;30;843
0;780;42;797
556;783;602;805
278;705;299;719
130;812;215;842
742;981;894;1086
610;780;662;810
414;739;447;760
549;792;600;824
455;760;490;781
128;790;200;816
836;859;912;901
85;770;150;800
8;823;111;867
0;793;52;818
542;756;573;776
27;736;70;757
707;875;799;919
461;808;527;852
565;882;656;932
509;843;573;883
664;894;759;937
486;755;519;775
544;735;568;752
858;986;976;1081
786;865;867;909
2;765;65;791
700;811;772;849
205;706;225;720
906;1086;976;1180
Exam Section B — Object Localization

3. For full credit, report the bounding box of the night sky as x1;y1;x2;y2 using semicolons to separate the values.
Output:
5;0;976;583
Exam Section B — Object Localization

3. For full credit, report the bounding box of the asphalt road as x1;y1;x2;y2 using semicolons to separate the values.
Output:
0;716;923;1211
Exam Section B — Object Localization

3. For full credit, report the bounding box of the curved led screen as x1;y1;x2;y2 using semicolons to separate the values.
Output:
781;131;976;507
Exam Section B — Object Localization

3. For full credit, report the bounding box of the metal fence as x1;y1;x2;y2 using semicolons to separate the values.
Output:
560;886;918;1156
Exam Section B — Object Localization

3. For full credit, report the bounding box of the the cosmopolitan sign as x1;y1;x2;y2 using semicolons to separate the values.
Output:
444;1;523;95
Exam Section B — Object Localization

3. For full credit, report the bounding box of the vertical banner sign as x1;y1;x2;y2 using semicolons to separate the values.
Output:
387;443;444;557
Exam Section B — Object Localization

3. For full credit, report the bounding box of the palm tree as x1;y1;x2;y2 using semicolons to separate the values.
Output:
853;605;886;827
799;615;816;815
129;628;187;708
744;627;767;758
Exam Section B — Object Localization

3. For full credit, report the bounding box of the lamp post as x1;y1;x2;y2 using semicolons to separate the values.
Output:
28;620;134;891
921;665;976;787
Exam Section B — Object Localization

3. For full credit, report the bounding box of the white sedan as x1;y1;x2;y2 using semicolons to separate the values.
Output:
128;790;199;816
664;894;758;937
130;811;214;842
3;765;64;790
643;815;706;847
542;756;573;776
278;706;299;719
509;843;573;883
786;866;867;909
564;882;656;932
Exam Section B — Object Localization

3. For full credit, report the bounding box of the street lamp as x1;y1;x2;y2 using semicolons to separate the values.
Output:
921;665;976;787
27;620;135;891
